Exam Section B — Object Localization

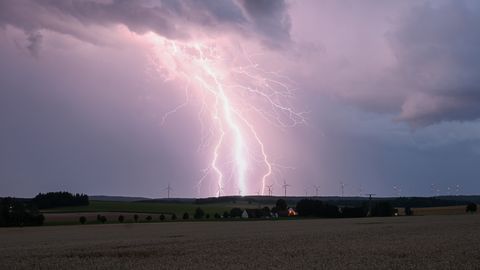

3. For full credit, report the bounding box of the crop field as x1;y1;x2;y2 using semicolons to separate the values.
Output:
1;214;479;269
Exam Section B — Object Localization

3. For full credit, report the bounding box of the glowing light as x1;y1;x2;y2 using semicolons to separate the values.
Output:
147;33;306;197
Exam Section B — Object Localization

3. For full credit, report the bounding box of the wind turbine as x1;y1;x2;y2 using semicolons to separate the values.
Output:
282;180;290;197
455;184;461;196
393;185;402;197
217;184;224;197
365;193;376;216
165;183;172;199
340;181;346;198
313;185;320;197
266;184;274;197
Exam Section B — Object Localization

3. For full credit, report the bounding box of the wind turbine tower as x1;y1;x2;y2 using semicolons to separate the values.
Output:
282;180;290;198
165;183;172;199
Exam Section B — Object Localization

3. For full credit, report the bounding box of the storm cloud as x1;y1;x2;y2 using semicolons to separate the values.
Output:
0;0;291;50
1;0;480;197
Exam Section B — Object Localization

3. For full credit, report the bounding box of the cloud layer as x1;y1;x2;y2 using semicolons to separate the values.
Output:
0;0;291;53
1;0;480;197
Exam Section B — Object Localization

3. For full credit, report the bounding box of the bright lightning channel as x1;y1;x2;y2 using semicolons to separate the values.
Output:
147;33;306;197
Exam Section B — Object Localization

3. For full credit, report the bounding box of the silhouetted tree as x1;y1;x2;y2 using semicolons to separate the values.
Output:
466;203;477;214
100;216;107;224
296;199;340;218
79;216;87;224
230;207;243;217
171;213;177;220
194;207;205;219
32;192;89;209
182;212;189;220
146;216;152;222
341;206;366;218
133;214;139;222
371;202;394;217
276;199;288;211
262;207;271;216
159;214;165;221
118;215;124;223
205;213;210;219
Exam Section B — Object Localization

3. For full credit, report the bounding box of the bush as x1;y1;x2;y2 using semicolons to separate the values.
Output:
133;214;139;222
194;207;205;219
182;212;189;220
230;208;243;218
466;203;477;213
99;216;107;224
159;214;165;221
214;213;221;219
223;211;230;218
96;214;102;222
171;213;177;220
79;216;87;224
118;215;124;223
146;216;152;222
205;213;210;219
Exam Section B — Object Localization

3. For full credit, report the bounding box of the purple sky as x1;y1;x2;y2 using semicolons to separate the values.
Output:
1;0;480;198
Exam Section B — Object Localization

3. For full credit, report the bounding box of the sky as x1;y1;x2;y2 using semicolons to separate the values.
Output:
1;0;480;198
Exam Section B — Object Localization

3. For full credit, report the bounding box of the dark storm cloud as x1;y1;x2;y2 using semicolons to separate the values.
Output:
239;0;291;45
0;0;291;50
390;1;480;127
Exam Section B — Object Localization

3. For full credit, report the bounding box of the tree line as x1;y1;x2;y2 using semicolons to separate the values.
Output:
0;198;45;227
33;191;89;209
1;191;89;227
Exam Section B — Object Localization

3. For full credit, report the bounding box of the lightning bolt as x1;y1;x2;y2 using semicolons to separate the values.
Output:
147;33;306;197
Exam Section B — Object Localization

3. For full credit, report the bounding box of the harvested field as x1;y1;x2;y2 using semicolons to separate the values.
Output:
1;215;479;269
412;205;468;216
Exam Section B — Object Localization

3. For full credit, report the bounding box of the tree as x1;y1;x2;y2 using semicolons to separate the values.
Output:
194;207;205;219
118;215;124;223
133;214;139;222
295;199;340;218
214;213;221;219
79;216;87;224
466;203;477;214
262;207;271;217
171;213;177;220
96;214;102;223
223;211;230;218
146;216;152;222
182;212;189;220
230;207;243;218
32;192;89;209
405;207;413;216
159;214;165;221
205;213;210;219
276;199;288;211
99;216;107;224
371;202;394;217
341;206;366;218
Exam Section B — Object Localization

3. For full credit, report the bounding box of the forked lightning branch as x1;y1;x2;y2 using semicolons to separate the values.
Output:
148;33;306;197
